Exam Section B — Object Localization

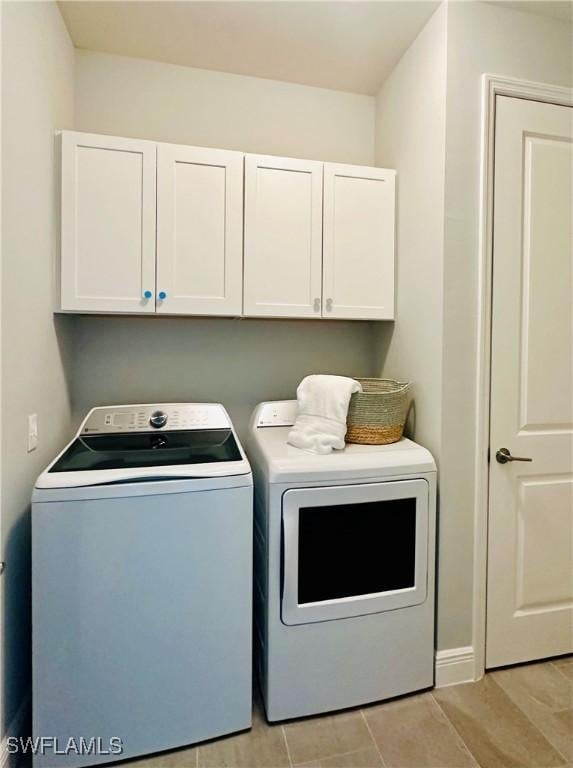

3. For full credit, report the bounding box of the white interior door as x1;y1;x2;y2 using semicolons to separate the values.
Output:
61;131;157;313
486;96;573;668
243;154;322;318
323;163;395;320
156;144;244;316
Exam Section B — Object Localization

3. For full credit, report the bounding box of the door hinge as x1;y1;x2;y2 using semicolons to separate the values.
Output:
0;562;5;575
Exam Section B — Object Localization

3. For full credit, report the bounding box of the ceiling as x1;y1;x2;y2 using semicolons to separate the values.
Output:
493;1;573;22
58;1;573;95
58;1;440;95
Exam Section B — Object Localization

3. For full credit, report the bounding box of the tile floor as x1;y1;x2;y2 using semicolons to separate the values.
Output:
119;657;573;768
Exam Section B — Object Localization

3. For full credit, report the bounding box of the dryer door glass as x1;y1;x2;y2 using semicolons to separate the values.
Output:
298;498;416;604
281;479;429;626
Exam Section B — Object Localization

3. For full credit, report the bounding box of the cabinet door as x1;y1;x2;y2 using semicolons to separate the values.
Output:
61;131;156;313
323;163;395;320
244;155;323;318
156;144;244;316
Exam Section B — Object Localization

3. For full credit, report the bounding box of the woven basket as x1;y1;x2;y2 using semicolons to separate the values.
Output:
346;378;411;445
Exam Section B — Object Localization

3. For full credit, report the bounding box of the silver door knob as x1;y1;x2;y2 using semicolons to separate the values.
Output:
495;448;533;464
313;298;321;312
326;298;333;312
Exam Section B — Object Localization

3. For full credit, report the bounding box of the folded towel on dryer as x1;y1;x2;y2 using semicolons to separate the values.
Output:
287;374;362;455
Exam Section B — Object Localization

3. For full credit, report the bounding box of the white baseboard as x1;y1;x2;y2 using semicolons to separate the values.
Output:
435;646;477;687
1;693;31;768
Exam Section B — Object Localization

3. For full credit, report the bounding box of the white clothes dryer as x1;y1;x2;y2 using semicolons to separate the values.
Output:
245;401;437;721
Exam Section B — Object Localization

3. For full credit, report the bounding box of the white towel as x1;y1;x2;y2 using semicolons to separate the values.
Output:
287;375;362;455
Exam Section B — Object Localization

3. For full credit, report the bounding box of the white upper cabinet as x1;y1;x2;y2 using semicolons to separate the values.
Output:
59;132;396;320
156;144;244;316
322;163;395;320
61;131;157;313
243;155;323;318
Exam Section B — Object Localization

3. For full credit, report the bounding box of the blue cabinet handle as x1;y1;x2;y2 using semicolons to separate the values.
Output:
158;291;167;300
143;290;153;300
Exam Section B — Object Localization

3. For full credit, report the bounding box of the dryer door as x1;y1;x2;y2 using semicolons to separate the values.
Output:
281;479;429;626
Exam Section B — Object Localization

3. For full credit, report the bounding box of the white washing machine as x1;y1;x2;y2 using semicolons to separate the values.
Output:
32;404;253;768
245;401;437;721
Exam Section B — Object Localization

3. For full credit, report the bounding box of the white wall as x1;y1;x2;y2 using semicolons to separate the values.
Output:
373;3;448;658
1;0;75;735
71;317;375;437
71;51;378;437
75;50;375;164
439;1;573;652
373;4;447;464
375;0;572;657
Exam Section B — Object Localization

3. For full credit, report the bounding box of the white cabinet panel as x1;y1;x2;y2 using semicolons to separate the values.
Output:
244;155;323;318
156;144;244;316
323;163;395;320
61;131;156;313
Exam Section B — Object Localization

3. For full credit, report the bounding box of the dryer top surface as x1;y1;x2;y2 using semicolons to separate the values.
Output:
247;402;436;484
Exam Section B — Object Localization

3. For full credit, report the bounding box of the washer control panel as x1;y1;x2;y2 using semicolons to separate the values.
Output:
82;404;231;434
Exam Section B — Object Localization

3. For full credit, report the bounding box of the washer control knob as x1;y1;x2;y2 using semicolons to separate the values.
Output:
149;410;168;429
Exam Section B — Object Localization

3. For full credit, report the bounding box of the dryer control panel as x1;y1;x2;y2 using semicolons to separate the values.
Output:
255;401;298;428
82;404;231;434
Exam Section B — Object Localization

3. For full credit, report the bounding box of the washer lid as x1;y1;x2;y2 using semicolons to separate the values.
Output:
36;403;251;489
248;402;435;483
53;428;242;471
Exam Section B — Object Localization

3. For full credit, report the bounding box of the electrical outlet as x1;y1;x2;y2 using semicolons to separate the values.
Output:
28;414;38;452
